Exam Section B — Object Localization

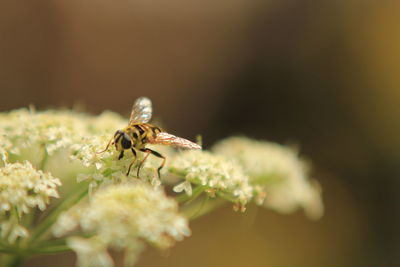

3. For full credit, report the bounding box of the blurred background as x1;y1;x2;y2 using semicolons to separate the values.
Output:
1;0;400;266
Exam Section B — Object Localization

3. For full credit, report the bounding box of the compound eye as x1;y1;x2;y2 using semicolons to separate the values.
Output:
121;133;132;149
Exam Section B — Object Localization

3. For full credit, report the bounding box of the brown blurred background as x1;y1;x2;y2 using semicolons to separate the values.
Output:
1;0;400;266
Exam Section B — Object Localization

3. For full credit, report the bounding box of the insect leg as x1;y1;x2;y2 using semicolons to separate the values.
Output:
126;148;137;176
118;151;124;160
139;148;166;179
136;149;151;178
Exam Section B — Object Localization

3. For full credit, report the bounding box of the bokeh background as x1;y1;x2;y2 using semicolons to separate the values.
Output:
1;0;400;266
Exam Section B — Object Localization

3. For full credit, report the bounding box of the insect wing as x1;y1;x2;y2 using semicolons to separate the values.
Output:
129;97;153;123
148;132;202;150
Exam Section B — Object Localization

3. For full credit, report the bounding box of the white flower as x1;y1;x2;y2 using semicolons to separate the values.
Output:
213;136;323;219
53;181;190;266
68;237;114;267
173;180;193;196
0;109;84;157
0;161;61;243
0;109;126;165
0;161;61;215
67;119;174;190
169;150;253;207
70;135;173;192
0;219;29;244
0;108;176;190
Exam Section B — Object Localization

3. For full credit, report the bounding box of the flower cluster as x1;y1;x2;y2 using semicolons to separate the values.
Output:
0;161;61;243
71;135;174;194
0;109;87;160
0;108;169;190
0;106;324;267
53;181;190;267
169;150;253;209
212;136;323;219
0;108;126;158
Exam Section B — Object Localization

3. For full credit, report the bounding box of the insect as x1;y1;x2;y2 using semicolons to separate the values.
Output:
98;97;201;178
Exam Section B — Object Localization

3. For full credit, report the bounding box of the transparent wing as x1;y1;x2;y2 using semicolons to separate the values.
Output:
129;97;153;123
147;132;202;150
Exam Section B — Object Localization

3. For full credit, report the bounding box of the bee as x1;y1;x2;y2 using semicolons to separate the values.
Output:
99;97;201;178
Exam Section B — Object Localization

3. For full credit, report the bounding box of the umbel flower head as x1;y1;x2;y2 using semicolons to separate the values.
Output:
53;181;190;267
213;136;324;219
71;135;174;195
0;108;167;189
169;150;253;209
0;161;61;243
0;109;89;159
0;108;126;160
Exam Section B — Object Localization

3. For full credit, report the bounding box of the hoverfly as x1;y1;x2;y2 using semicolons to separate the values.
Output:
99;97;201;178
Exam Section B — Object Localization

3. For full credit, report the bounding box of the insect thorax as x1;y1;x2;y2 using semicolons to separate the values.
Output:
122;123;162;149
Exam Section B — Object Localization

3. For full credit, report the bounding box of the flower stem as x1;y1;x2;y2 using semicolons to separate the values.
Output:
6;255;24;267
187;195;209;219
182;198;226;220
0;248;14;254
176;185;204;204
39;145;49;170
30;244;71;254
29;185;88;243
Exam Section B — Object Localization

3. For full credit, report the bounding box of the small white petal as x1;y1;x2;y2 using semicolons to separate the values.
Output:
173;181;192;196
213;136;324;219
68;237;114;267
170;150;253;206
53;181;190;259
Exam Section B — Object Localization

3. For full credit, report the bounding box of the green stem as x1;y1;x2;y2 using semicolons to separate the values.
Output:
30;245;71;255
182;198;227;220
168;168;187;177
187;195;209;219
6;255;24;267
216;191;239;203
176;185;204;204
0;248;14;254
35;237;68;247
39;145;49;170
29;185;88;243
